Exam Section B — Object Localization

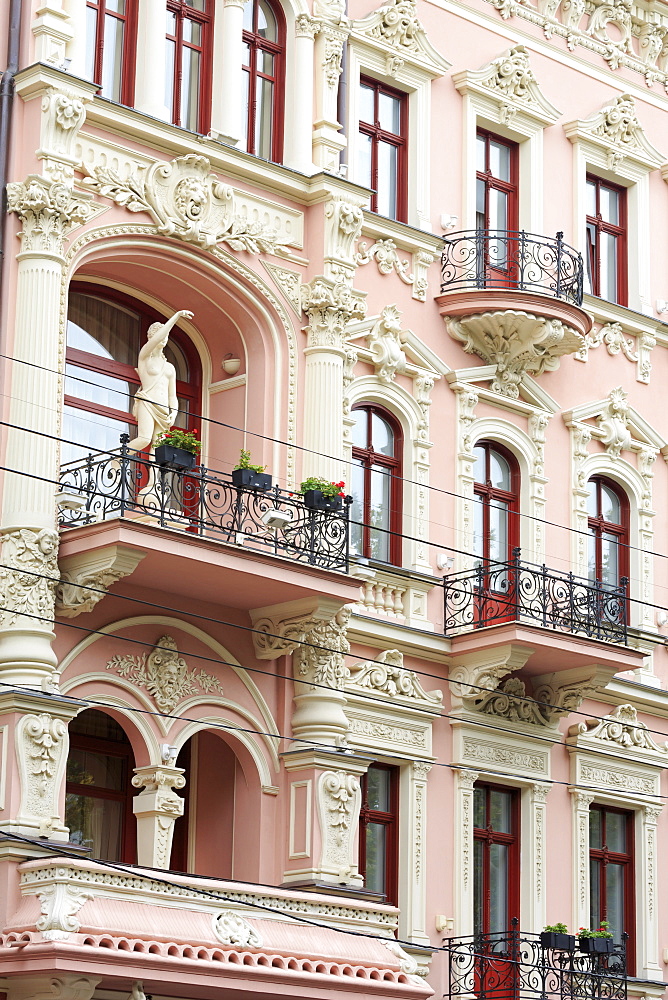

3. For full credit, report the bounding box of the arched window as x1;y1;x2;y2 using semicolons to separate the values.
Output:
85;0;137;105
166;0;212;131
64;285;201;464
586;477;629;587
242;0;285;161
473;441;519;565
65;710;136;862
350;405;402;565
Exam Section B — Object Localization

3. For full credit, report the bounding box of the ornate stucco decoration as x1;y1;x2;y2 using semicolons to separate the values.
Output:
16;713;69;837
132;764;186;868
261;261;302;316
212;910;263;948
384;940;424;982
323;193;366;283
352;0;450;76
569;703;668;753
449;645;534;712
56;545;145;618
365;306;407;382
81;154;287;253
106;636;223;712
0;528;59;630
575;321;655;384
469;673;609;728
37;883;91;940
7;176;98;256
347;648;442;703
564;95;664;171
354;239;434;302
446;311;584;398
39;86;90;182
301;277;367;349
317;770;363;884
453;45;561;126
567;704;668;783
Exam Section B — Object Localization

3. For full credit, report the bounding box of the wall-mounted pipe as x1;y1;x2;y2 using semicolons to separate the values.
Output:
0;0;23;304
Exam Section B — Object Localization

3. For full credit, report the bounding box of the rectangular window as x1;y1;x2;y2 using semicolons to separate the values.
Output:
473;784;520;938
358;78;408;223
165;0;211;132
359;764;399;904
585;175;627;306
85;0;136;105
476;130;518;233
589;805;635;971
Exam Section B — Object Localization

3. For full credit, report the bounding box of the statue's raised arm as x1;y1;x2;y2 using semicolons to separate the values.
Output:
127;309;194;454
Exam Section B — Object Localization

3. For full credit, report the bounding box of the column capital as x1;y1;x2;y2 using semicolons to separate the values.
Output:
296;13;321;37
132;764;186;869
301;276;366;350
7;176;97;257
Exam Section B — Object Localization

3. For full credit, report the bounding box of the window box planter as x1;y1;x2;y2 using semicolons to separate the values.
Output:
232;468;272;491
540;932;576;951
578;937;614;954
303;490;343;512
154;444;197;470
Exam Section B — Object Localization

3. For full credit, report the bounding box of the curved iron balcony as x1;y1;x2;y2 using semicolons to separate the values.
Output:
440;229;584;307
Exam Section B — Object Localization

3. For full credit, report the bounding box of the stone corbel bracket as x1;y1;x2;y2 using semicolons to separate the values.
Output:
249;597;352;660
56;544;145;617
448;643;533;712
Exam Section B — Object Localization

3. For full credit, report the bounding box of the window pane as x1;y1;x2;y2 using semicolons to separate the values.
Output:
366;766;390;811
65;793;124;860
586;480;598;517
86;7;98;81
255;74;274;158
587;531;597;582
476;178;486;231
183;17;202;44
350;459;365;557
600;185;619;225
260;49;274;74
489;450;511;490
101;12;125;101
586;179;597;216
243;2;253;29
67;294;142;363
351;409;366;448
489;499;508;562
181;44;201;131
489;843;508;935
359;83;374;125
371;412;394;456
488;187;508;231
473;494;484;564
378;91;401;134
473;445;485;484
364;823;387;894
165;37;176;120
490;789;512;833
357;132;372;189
70;710;128;740
589;809;602;849
606;811;626;853
476;134;486;172
62;405;131;465
601;484;621;524
606;863;625;942
590;858;601;929
241;65;251;150
601;533;619;585
601;232;618;302
67;748;125;790
107;0;126;12
377;141;398;219
369;464;390;561
474;787;486;828
489;140;510;181
189;0;206;9
585;222;596;294
258;0;277;40
65;363;132;413
474;839;484;937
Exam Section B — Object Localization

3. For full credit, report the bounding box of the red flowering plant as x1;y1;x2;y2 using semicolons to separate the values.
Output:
578;921;612;939
155;427;202;455
299;477;346;498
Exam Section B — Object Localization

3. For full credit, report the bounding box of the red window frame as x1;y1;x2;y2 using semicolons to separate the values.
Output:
586;476;629;588
473;441;520;565
65;282;202;446
359;76;408;223
351;404;403;565
476;129;519;232
242;0;286;162
473;783;520;938
586;174;627;306
166;0;212;133
66;710;136;863
589;805;635;972
86;0;137;105
359;764;399;905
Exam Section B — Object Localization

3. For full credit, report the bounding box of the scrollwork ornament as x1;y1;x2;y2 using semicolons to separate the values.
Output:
0;527;59;629
17;713;68;834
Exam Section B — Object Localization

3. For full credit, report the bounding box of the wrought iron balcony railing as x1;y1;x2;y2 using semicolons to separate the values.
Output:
443;549;628;645
58;437;351;571
447;924;627;1000
440;229;584;306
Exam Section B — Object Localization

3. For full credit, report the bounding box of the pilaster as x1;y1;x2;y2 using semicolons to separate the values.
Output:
211;0;250;144
132;764;186;869
399;761;432;944
453;768;478;936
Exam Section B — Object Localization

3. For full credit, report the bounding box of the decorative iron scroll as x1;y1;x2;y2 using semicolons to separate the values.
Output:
443;548;628;645
440;229;584;307
58;437;351;572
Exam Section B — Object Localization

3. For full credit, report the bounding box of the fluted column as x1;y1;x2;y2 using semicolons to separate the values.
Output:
285;16;319;173
135;0;170;121
132;764;186;868
210;0;249;143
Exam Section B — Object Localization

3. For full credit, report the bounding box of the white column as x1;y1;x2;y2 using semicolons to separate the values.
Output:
285;16;318;173
65;0;89;78
312;25;348;172
570;788;595;934
132;764;186;868
210;0;248;143
639;804;662;978
454;768;478;936
526;783;550;933
135;0;170;121
399;761;432;945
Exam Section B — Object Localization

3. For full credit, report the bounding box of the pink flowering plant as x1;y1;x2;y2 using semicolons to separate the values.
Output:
155;427;201;455
299;477;346;498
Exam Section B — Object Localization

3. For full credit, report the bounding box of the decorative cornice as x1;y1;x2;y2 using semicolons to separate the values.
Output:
347;648;443;704
564;94;664;171
212;910;263;948
568;703;668;759
453;45;561;125
351;0;450;77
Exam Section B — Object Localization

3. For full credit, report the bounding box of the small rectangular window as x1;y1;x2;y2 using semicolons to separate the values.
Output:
585;175;627;305
358;77;408;223
359;764;399;904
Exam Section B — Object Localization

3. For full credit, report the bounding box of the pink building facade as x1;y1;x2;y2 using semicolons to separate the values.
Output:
1;3;668;1000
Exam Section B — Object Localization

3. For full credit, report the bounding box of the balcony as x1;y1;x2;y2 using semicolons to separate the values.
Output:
58;439;351;572
443;551;628;646
446;924;627;1000
436;231;591;397
440;229;584;305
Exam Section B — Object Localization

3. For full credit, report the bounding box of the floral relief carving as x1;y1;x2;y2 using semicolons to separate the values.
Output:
212;910;263;948
347;648;442;702
301;277;367;349
368;0;423;50
575;321;653;383
318;770;361;879
40;87;90;181
82;154;286;253
37;883;91;940
106;636;223;712
324;194;365;279
7;177;97;256
564;94;663;170
596;385;634;457
355;239;433;301
365;306;407;382
569;703;668;753
0;528;59;629
293;609;351;690
17;713;68;834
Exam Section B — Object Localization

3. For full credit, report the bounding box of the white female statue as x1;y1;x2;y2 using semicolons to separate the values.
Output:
127;309;194;454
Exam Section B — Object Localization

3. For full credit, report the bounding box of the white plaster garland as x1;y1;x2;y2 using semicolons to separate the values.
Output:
106;636;223;711
575;321;654;383
16;713;69;836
